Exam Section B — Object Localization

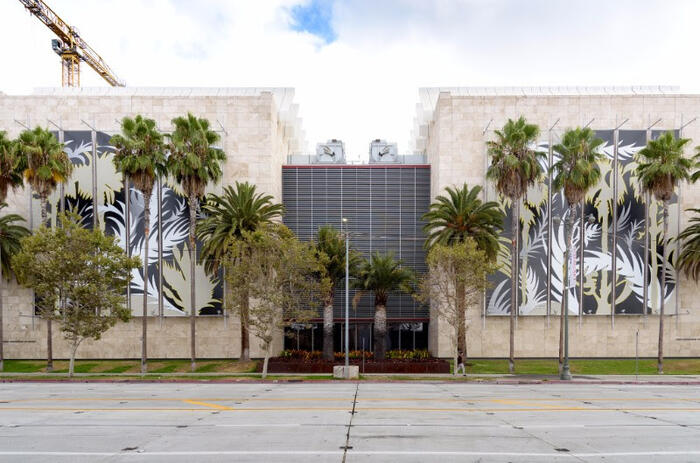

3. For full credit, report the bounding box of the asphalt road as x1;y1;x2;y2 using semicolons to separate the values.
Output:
0;381;699;462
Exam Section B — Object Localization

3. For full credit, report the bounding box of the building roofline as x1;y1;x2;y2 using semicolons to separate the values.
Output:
31;86;295;97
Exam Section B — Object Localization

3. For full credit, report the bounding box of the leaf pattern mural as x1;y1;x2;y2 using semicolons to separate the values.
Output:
35;131;223;317
486;129;677;316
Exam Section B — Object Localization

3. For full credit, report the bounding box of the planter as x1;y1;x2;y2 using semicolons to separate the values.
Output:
259;359;450;374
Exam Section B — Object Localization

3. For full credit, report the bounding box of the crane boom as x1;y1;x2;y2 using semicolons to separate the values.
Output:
18;0;125;87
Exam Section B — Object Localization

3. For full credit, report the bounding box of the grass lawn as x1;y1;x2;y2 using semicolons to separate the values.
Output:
2;358;699;377
454;358;700;375
2;359;259;375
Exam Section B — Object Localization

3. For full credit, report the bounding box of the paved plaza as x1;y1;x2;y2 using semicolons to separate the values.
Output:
0;381;699;462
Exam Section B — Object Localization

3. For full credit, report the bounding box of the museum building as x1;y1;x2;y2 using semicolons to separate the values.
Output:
1;86;700;359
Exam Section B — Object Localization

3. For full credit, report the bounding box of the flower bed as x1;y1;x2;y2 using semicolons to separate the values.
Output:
260;350;450;374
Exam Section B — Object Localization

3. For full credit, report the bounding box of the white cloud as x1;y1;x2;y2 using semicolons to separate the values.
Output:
1;0;699;159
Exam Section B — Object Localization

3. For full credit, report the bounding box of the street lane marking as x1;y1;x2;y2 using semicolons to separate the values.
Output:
1;406;700;412
2;451;700;457
182;400;233;410
4;396;698;403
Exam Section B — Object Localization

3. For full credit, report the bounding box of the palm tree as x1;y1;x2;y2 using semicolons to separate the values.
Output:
354;252;415;360
314;225;361;361
636;131;692;374
110;115;167;375
197;181;283;361
168;113;226;371
19;127;72;228
486;116;544;374
552;127;605;377
18;126;72;372
422;183;503;360
0;132;28;372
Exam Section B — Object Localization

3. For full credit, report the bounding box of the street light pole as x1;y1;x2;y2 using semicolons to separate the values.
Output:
343;218;350;379
561;221;573;381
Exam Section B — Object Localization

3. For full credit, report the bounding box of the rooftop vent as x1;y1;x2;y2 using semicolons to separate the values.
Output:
315;139;345;163
369;139;398;163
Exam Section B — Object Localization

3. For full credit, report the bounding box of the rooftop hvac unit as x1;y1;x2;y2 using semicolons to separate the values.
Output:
369;139;398;163
315;139;345;163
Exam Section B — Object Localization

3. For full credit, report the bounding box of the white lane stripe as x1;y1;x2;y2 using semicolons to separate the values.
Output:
215;424;302;427
2;451;700;457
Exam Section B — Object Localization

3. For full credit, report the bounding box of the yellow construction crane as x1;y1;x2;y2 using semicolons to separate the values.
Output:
18;0;125;87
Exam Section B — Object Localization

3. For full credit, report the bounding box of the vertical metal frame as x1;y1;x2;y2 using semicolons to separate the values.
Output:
610;119;628;325
546;119;559;324
47;119;65;215
157;177;164;321
645;118;661;318
677;116;697;325
125;173;131;312
481;120;492;326
611;128;618;326
579;200;584;325
91;129;98;228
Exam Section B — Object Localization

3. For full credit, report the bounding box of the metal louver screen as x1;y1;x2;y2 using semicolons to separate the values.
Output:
282;165;431;320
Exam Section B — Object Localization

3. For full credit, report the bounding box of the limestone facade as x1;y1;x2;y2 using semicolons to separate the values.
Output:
419;88;700;358
0;87;303;359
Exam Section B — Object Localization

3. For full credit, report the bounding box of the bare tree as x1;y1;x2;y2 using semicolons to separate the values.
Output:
416;239;496;374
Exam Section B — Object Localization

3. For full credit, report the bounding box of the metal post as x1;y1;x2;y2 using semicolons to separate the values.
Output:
125;173;131;312
611;129;619;324
677;117;697;326
635;329;639;381
561;235;572;380
611;119;629;324
362;338;365;374
546;119;559;327
579;200;584;325
642;120;661;318
643;189;650;317
157;177;164;324
343;217;350;379
81;120;99;229
91;129;98;228
48;120;65;215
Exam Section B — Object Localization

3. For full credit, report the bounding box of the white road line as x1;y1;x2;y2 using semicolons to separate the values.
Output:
215;424;302;427
1;451;700;457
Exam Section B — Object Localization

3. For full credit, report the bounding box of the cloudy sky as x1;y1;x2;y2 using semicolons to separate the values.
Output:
1;0;698;158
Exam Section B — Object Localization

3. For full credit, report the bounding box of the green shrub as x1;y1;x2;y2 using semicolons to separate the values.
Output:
386;349;431;361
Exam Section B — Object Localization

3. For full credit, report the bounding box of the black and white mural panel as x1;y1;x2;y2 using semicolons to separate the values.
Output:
486;129;678;316
33;130;223;317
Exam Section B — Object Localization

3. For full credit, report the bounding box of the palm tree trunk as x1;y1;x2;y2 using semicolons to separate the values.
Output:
40;195;48;229
509;200;519;374
456;279;467;361
41;196;53;372
374;303;387;361
322;291;334;361
189;193;198;372
563;205;577;366
141;191;151;375
658;200;668;374
240;287;250;361
0;244;4;372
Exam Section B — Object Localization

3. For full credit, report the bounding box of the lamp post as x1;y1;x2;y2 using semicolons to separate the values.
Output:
561;243;572;380
342;218;350;379
561;213;595;381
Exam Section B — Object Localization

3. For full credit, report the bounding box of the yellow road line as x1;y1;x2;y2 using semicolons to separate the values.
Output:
182;400;233;410
5;397;698;403
0;406;699;412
